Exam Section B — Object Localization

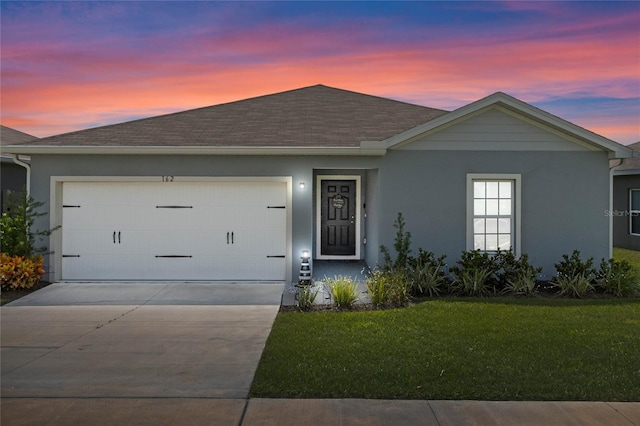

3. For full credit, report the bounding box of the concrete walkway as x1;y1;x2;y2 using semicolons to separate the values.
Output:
2;282;639;425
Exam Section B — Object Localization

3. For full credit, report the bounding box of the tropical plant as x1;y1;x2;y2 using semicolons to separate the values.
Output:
326;276;360;309
407;249;447;297
552;250;596;298
0;253;45;290
449;250;500;296
296;284;319;311
595;258;640;297
496;251;542;295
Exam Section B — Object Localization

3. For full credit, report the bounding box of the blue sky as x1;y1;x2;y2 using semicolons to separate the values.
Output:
1;1;638;143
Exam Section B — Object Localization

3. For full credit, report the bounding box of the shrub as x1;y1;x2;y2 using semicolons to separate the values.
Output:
407;249;447;297
296;284;319;311
326;276;360;309
496;251;542;296
450;250;500;296
1;253;45;290
365;269;409;307
595;258;640;297
552;250;596;298
0;189;51;257
380;212;411;272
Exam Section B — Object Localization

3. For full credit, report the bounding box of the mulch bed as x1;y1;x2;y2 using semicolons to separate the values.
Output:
1;281;52;305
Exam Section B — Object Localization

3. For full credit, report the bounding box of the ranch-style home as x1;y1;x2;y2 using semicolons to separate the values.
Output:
612;141;640;250
2;85;634;282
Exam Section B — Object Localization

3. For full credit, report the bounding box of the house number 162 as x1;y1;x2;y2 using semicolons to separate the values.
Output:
162;176;175;182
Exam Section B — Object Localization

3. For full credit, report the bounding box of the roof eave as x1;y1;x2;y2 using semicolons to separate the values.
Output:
1;145;388;156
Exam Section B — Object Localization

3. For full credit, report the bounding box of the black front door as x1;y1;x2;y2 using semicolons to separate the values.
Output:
321;180;356;256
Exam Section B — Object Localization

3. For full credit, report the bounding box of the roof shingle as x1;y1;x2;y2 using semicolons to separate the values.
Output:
11;85;448;148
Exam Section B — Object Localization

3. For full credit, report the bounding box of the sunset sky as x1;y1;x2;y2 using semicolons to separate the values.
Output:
1;1;639;144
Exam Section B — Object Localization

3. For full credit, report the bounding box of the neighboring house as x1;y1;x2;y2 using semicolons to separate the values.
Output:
612;141;640;250
2;85;633;282
0;125;37;212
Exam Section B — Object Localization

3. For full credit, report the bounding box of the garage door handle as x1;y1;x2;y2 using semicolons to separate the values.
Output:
231;232;234;244
118;231;121;244
113;231;116;244
227;232;229;244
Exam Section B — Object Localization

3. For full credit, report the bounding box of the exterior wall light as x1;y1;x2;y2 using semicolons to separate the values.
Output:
299;182;306;189
299;250;312;285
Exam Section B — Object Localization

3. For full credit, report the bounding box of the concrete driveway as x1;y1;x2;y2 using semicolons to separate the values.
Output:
2;282;283;424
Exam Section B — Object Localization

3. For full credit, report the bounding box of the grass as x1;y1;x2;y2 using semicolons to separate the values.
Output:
250;298;640;401
614;247;640;276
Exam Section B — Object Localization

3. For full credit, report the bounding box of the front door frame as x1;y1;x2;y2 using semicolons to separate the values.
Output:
316;175;361;260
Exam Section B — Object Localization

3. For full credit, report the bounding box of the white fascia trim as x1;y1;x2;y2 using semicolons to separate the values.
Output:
386;92;632;158
3;145;387;156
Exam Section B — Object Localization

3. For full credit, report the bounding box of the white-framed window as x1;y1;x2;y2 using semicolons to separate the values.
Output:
630;189;640;236
467;174;521;255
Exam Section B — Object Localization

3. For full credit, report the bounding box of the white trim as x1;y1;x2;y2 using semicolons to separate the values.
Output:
49;176;293;283
630;189;640;237
315;175;362;260
466;174;522;256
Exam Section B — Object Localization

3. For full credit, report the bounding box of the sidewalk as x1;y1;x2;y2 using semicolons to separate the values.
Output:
2;398;638;425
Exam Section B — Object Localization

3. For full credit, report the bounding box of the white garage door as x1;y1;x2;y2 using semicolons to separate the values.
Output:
61;181;287;281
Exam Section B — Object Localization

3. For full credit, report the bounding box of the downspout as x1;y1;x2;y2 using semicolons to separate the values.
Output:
609;159;623;259
10;154;31;196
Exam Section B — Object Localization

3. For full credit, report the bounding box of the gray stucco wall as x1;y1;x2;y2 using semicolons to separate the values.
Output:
29;150;610;282
377;150;610;279
612;174;640;250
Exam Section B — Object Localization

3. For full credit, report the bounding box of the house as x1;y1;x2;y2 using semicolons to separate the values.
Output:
2;85;633;282
612;141;640;250
0;125;37;211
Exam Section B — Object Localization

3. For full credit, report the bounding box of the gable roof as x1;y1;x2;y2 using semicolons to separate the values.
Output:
385;92;633;159
2;85;447;155
1;125;38;145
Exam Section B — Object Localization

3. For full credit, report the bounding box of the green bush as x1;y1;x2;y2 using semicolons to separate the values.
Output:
0;189;50;257
596;258;640;297
365;269;409;307
380;212;411;272
296;284;319;311
407;249;447;297
326;276;360;309
496;251;542;296
552;250;596;298
450;250;500;296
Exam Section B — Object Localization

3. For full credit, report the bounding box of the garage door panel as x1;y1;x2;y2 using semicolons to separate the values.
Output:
62;181;288;281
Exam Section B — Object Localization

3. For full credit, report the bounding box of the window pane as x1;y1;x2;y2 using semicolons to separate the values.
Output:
499;199;512;215
486;218;498;233
498;218;511;233
632;214;640;235
498;235;511;250
474;199;485;215
499;181;512;198
486;182;499;198
474;235;485;251
474;218;485;234
486;235;498;251
486;199;499;215
632;190;640;210
474;182;485;198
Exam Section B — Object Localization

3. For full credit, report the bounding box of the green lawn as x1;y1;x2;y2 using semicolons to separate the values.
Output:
250;298;640;401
